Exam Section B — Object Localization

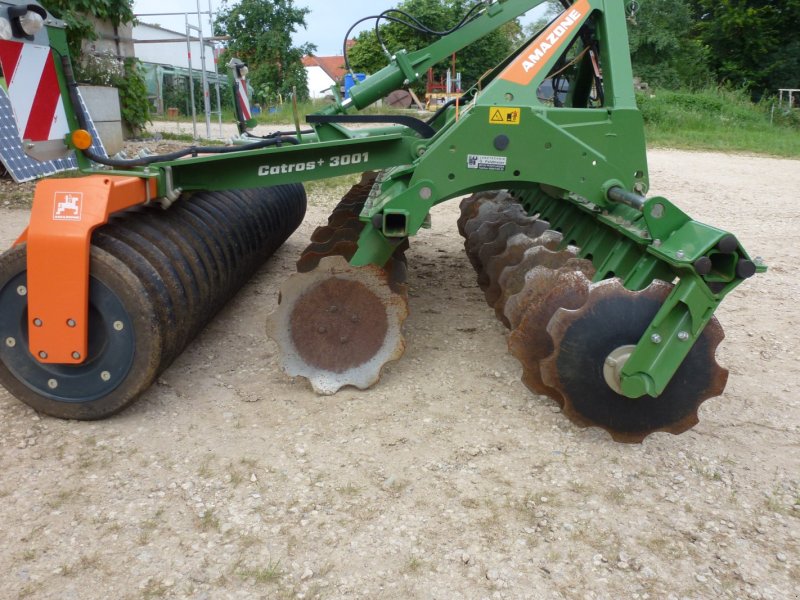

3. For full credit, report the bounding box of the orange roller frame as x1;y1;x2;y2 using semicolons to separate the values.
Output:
15;175;157;365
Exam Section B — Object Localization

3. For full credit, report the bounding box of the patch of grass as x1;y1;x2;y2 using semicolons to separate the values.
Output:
197;457;214;479
337;482;361;497
46;488;78;510
239;457;259;468
197;509;220;532
639;87;800;157
141;579;170;599
20;549;36;561
155;131;226;146
238;559;282;584
18;583;42;598
404;555;425;574
604;486;628;505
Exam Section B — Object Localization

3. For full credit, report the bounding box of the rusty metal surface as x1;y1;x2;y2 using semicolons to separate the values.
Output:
493;246;578;327
296;240;358;273
503;258;595;329
538;279;728;443
475;219;549;288
507;270;592;405
267;255;409;395
288;277;390;373
483;231;563;308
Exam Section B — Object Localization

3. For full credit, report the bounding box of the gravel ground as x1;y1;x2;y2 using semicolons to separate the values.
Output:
0;148;798;600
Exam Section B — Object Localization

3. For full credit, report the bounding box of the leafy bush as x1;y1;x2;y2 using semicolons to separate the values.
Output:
113;59;151;133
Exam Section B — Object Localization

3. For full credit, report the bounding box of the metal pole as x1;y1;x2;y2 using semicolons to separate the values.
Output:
210;0;223;137
185;16;197;140
197;0;212;139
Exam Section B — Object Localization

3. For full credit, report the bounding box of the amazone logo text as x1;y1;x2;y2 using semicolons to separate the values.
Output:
522;9;582;73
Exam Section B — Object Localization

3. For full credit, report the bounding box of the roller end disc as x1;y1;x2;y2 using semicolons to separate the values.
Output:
267;255;409;395
539;279;728;443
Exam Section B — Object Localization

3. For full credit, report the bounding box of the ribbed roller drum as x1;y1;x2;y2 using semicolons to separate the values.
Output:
0;184;306;419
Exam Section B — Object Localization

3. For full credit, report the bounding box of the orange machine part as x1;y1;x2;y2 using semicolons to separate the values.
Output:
20;175;156;365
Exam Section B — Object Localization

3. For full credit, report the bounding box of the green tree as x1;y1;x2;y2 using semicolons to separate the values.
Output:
214;0;316;102
347;0;521;95
627;0;711;88
691;0;800;97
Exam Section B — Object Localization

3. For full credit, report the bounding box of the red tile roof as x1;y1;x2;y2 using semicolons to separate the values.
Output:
302;55;347;82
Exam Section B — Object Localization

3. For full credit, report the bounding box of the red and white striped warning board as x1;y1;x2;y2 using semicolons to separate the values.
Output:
236;76;251;121
0;39;69;143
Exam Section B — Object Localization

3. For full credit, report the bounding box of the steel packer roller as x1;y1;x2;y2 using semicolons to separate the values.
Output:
0;0;764;441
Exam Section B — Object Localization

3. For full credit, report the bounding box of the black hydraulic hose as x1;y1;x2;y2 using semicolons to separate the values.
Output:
61;56;299;168
425;97;460;124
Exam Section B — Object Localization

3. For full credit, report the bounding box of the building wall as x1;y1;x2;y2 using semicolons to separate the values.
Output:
305;66;336;99
82;18;134;59
132;23;216;73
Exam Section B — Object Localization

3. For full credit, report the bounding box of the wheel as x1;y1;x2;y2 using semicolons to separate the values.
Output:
0;244;163;419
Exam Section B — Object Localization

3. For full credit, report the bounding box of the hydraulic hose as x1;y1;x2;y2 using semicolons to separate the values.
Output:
60;56;299;168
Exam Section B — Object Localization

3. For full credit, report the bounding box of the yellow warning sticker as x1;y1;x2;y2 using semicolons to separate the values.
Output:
489;107;521;125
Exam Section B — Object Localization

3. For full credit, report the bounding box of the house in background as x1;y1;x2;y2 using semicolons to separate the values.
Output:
302;55;348;99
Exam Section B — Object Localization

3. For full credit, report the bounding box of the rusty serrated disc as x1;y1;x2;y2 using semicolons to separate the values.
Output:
267;255;409;395
296;240;358;273
476;219;549;288
483;230;564;308
493;245;579;327
538;278;728;443
507;270;592;405
457;191;510;237
503;257;595;329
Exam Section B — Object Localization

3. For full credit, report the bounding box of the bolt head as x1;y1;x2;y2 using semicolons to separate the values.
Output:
72;351;81;360
16;285;27;296
113;321;124;331
5;337;15;348
47;379;58;389
419;187;433;200
33;318;43;327
650;333;662;344
676;250;686;260
678;331;690;342
101;371;111;382
38;351;48;359
67;319;76;328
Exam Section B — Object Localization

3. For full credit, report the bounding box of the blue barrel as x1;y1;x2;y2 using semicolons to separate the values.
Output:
344;73;366;99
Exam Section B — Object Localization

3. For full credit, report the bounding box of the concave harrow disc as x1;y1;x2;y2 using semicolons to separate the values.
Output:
266;255;409;394
539;279;728;443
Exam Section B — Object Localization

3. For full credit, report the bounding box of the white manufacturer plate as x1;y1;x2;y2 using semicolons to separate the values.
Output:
467;154;507;171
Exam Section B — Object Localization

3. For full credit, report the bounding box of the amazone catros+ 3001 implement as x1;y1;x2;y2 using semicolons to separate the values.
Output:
0;0;764;442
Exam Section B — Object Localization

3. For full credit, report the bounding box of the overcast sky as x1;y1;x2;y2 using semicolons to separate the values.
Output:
132;0;549;56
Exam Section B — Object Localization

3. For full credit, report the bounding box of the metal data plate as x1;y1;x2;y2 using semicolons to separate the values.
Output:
0;87;107;183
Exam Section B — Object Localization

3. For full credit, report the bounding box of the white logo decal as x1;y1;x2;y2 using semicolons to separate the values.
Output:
53;192;83;221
